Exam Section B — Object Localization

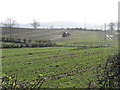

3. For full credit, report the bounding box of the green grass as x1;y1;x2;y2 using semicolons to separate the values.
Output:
2;46;118;88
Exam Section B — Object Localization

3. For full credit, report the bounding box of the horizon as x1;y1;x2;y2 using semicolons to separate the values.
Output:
0;20;119;30
1;21;118;30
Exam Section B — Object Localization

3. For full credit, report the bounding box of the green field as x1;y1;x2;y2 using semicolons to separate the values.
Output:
2;46;118;88
2;28;119;88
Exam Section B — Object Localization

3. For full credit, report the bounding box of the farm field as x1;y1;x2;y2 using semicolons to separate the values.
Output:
2;46;118;88
2;27;118;46
1;28;119;88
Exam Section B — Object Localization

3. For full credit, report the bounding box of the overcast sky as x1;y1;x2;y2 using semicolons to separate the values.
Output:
0;0;119;24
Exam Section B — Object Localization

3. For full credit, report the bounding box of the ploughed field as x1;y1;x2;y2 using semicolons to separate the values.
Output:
2;46;118;88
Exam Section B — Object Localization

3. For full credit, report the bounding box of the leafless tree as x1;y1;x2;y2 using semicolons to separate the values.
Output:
117;22;120;31
1;18;17;39
108;22;115;33
31;19;40;30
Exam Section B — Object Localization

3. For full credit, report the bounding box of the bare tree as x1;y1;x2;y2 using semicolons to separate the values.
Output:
117;22;120;31
1;18;17;39
108;22;115;33
31;19;40;30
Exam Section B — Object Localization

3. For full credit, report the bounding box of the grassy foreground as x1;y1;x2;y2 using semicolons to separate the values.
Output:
2;46;118;88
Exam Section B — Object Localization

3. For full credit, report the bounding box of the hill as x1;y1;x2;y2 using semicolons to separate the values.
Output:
2;27;118;46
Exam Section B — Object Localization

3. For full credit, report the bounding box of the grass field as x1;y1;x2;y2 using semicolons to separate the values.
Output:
2;27;118;46
2;46;118;88
2;28;119;88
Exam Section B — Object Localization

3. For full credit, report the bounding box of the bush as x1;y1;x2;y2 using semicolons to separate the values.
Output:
88;53;120;88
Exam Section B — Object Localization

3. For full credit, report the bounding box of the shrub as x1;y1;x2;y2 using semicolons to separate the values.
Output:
88;53;120;88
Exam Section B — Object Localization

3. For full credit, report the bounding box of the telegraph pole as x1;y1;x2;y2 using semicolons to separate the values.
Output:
84;17;86;30
118;1;120;52
104;23;107;41
118;1;120;88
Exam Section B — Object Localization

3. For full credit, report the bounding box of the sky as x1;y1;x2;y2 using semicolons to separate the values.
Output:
0;0;119;24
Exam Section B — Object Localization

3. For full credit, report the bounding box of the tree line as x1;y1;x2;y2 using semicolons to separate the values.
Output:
1;18;119;31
